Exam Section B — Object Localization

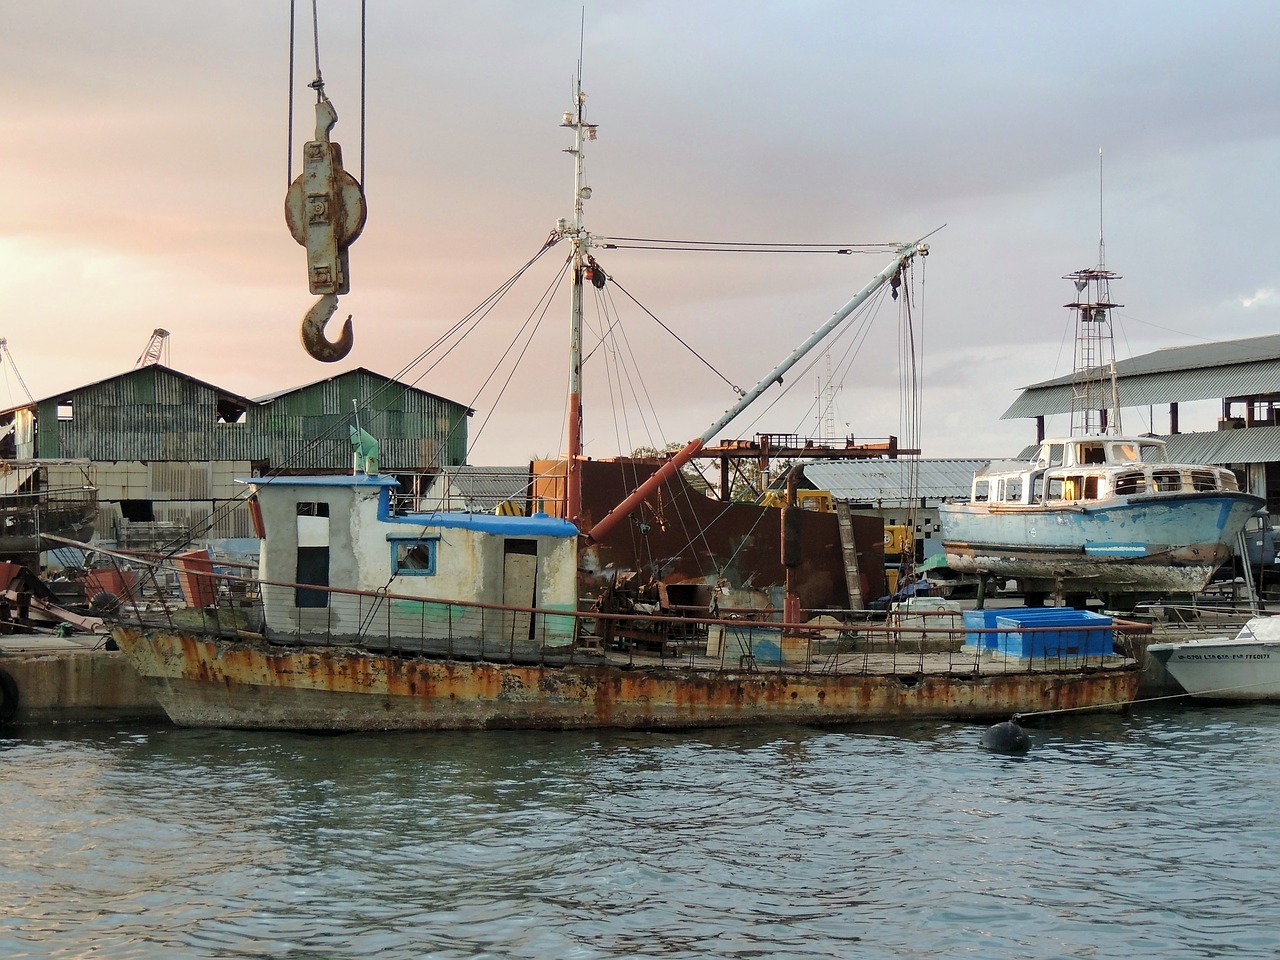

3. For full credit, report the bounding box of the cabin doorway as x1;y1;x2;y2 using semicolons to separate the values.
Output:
502;539;538;643
296;548;330;607
295;502;331;608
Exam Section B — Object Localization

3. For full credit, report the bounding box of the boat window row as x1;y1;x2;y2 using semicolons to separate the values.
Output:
972;465;1238;504
1035;439;1165;469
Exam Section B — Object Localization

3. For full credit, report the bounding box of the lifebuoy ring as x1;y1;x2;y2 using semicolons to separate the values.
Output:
0;667;18;725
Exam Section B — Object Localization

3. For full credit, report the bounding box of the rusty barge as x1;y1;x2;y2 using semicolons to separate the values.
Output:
104;450;1140;732
112;624;1140;732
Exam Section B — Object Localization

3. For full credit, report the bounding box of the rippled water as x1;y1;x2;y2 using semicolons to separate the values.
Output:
3;707;1280;959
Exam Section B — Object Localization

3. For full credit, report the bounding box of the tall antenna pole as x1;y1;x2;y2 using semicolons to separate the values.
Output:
1098;147;1105;269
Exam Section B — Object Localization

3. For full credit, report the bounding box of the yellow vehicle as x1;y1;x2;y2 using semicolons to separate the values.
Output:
758;489;835;511
883;524;912;557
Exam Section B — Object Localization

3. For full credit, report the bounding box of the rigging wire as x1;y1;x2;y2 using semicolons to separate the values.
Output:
897;265;923;586
601;292;669;567
574;273;727;577
170;239;561;554
601;243;862;255
286;0;295;185
286;1;367;185
309;0;323;89
586;282;671;453
599;237;900;255
606;278;739;393
464;258;572;457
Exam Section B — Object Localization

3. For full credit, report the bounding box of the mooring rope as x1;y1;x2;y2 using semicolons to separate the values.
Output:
1016;678;1278;721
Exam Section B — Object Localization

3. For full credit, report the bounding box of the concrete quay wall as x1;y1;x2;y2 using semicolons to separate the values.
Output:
0;650;166;727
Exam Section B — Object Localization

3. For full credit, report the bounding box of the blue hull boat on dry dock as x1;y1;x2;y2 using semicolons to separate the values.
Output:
940;259;1262;606
939;434;1261;602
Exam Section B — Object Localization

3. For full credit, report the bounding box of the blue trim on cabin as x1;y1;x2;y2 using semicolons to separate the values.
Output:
236;473;578;539
380;503;578;538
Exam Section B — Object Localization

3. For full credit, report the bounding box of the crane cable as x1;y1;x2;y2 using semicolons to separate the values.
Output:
288;0;367;186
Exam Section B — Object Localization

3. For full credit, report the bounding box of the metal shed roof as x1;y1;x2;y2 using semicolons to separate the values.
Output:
800;458;988;504
1162;424;1280;465
0;363;255;417
1001;334;1280;420
432;465;533;512
254;366;473;413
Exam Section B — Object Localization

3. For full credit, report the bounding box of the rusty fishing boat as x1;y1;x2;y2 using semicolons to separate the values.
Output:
107;79;1141;731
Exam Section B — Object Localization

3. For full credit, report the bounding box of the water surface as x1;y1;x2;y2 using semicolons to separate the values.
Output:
3;707;1278;958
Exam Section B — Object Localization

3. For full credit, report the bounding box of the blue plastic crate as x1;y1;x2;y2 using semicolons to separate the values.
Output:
993;611;1114;658
963;607;1084;648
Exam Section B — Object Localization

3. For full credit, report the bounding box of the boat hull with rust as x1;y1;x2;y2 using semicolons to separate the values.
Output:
112;626;1139;732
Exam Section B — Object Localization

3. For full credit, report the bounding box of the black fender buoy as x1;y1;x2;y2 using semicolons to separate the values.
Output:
981;718;1030;754
0;667;19;726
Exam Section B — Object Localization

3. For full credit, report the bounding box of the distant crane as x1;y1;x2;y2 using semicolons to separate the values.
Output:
0;338;34;405
134;328;170;368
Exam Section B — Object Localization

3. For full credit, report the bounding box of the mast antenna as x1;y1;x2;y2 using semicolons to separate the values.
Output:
577;8;585;85
1097;147;1105;269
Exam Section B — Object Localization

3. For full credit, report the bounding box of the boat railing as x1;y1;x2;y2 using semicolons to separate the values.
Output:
82;546;1146;678
0;485;97;508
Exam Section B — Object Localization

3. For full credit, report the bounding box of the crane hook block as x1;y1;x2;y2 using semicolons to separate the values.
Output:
286;97;367;361
301;293;354;363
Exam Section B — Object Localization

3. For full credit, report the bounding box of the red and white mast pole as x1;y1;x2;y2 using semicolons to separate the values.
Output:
558;81;596;526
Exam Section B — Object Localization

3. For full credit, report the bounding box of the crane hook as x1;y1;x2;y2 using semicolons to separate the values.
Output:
286;96;366;363
301;293;354;362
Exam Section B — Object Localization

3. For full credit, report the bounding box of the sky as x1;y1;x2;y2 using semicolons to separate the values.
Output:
2;1;1279;467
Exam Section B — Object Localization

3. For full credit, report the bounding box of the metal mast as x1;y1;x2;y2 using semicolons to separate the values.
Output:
557;80;596;526
1065;150;1122;436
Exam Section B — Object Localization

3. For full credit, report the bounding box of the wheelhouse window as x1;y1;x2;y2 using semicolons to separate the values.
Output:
1040;443;1065;468
1055;475;1101;501
1139;443;1167;462
1190;470;1218;492
1077;443;1106;465
1114;472;1147;495
1152;470;1183;492
973;479;990;502
1003;477;1023;502
391;538;439;576
1111;442;1141;463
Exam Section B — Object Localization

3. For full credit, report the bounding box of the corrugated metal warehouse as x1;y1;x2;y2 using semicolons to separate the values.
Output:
0;365;471;546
